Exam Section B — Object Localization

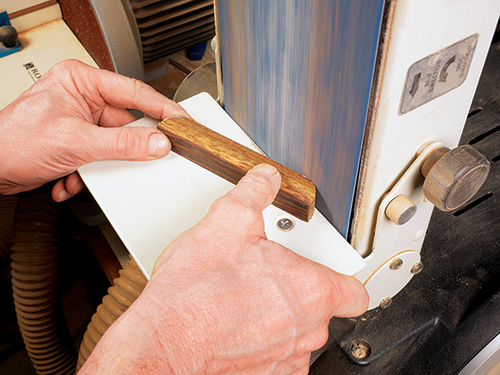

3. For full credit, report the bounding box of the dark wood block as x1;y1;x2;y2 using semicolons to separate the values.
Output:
158;116;316;222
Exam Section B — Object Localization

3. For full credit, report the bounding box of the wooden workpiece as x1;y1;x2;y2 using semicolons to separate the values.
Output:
158;116;316;222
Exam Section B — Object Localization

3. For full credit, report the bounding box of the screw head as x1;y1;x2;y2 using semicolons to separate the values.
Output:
411;262;424;275
276;218;294;231
351;340;371;360
379;297;392;309
389;257;403;270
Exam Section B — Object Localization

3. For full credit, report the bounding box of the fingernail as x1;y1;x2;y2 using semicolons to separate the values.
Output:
148;133;170;157
248;163;279;176
56;190;71;202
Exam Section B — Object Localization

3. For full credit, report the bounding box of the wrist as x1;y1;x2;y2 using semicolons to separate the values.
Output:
79;281;207;375
136;280;210;374
78;298;179;374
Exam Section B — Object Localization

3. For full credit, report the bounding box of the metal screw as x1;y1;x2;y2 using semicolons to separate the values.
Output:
379;297;392;309
389;257;403;270
351;340;371;360
411;262;424;275
277;218;294;231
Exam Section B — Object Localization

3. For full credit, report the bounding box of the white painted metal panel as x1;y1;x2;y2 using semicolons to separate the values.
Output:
79;93;366;279
0;19;97;110
351;0;500;257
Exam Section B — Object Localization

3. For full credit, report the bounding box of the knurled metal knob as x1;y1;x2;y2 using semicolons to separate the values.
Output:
421;145;490;211
0;26;18;48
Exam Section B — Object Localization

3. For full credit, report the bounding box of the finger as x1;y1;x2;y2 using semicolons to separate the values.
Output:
99;105;137;127
69;60;190;120
84;125;171;161
223;164;282;213
52;172;85;202
323;269;369;318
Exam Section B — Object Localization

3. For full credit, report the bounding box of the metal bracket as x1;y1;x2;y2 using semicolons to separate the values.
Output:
356;142;443;309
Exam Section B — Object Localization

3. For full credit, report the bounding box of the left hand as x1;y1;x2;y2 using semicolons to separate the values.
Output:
0;59;189;201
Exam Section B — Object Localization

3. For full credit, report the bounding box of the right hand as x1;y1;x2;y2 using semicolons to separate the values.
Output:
80;164;369;375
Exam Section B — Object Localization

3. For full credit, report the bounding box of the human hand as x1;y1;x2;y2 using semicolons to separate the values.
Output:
0;59;188;201
79;164;368;375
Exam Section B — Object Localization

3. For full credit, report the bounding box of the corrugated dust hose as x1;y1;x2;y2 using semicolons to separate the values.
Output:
10;193;77;374
4;191;147;374
76;259;147;371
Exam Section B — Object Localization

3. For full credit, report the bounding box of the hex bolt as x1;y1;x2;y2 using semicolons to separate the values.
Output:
379;297;392;309
385;195;417;225
351;340;371;360
389;257;403;270
276;218;294;231
411;262;424;275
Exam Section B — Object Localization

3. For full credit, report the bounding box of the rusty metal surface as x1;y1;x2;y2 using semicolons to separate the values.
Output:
218;0;385;236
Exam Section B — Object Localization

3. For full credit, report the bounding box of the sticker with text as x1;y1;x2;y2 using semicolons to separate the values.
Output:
399;34;478;115
24;62;42;82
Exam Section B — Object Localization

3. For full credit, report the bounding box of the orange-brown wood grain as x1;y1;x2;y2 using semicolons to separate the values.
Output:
158;117;316;222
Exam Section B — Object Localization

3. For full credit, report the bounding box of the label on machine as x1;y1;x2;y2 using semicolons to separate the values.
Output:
400;33;478;114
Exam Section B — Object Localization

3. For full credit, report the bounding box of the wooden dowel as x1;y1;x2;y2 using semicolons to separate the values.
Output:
158;116;316;222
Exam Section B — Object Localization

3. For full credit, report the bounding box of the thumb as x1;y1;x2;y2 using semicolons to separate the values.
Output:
203;164;282;228
323;267;369;318
225;164;282;212
85;125;171;162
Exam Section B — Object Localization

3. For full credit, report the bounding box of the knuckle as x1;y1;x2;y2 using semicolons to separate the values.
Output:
129;78;147;106
314;326;330;348
317;273;334;303
162;101;181;118
298;326;329;354
210;195;258;223
300;266;333;308
242;172;273;193
41;60;90;91
217;195;243;212
50;59;82;74
115;129;141;159
208;196;231;216
130;77;142;93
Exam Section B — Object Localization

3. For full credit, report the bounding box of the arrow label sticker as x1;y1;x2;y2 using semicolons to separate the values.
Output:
399;33;478;115
409;73;421;97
